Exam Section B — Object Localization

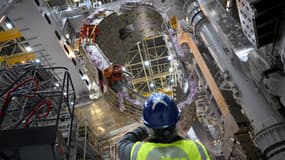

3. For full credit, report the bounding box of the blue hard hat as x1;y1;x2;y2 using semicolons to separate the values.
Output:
142;93;181;129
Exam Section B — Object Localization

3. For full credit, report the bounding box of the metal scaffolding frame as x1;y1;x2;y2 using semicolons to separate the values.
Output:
0;64;76;159
0;28;36;67
125;35;177;97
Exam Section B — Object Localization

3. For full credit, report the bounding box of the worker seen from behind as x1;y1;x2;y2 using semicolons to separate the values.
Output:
117;92;211;160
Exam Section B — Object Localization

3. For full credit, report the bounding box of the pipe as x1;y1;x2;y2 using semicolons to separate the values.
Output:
184;0;285;159
24;99;52;127
0;78;39;122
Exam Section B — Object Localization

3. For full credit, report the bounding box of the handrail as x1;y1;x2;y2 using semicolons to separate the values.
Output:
0;78;39;123
0;65;76;159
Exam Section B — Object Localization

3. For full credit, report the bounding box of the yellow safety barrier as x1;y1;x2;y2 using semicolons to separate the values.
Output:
0;29;22;42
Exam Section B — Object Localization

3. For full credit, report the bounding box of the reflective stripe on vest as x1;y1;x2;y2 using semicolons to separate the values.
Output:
194;141;207;160
131;142;143;160
130;140;210;160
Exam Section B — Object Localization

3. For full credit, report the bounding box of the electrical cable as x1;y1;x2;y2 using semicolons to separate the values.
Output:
24;99;52;127
0;78;39;121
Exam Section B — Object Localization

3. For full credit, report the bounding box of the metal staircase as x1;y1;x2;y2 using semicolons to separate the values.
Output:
0;64;76;160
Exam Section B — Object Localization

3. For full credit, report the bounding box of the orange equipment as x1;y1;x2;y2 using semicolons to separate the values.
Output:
103;64;124;86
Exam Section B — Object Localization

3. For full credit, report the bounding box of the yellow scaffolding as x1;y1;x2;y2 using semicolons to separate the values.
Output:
0;29;22;42
0;52;36;66
141;87;174;97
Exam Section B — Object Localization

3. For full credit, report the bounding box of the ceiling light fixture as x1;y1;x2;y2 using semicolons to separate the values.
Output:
25;46;32;52
65;33;70;39
35;59;40;63
5;22;13;29
144;60;150;66
54;82;60;87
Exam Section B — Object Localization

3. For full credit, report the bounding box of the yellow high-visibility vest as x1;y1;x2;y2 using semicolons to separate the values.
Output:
130;140;210;160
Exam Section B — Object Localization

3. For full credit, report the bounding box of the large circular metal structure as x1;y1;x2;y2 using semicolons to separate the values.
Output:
96;3;164;64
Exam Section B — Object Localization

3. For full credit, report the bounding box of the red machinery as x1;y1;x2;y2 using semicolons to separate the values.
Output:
103;64;124;86
79;24;99;44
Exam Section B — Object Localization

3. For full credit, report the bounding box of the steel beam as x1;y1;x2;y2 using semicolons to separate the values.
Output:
179;31;230;116
0;29;22;42
0;52;36;66
131;71;173;84
137;42;151;93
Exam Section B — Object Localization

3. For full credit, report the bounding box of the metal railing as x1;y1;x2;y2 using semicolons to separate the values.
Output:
0;64;76;159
